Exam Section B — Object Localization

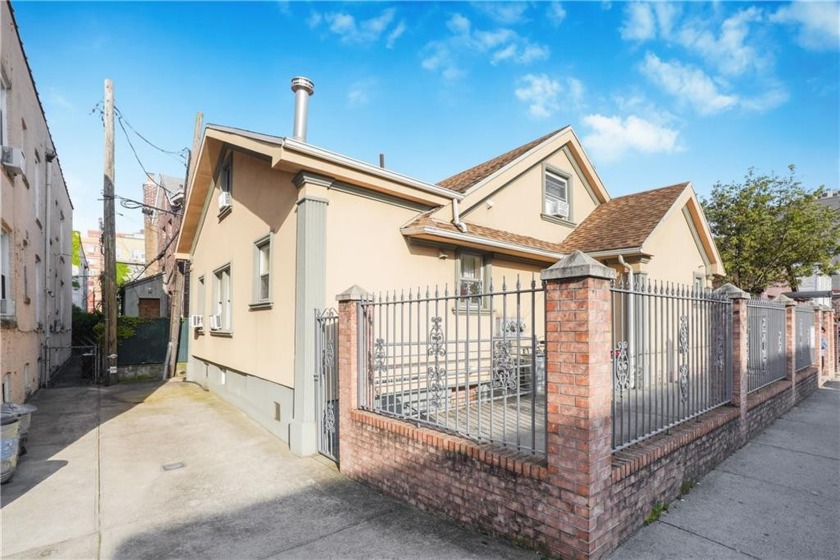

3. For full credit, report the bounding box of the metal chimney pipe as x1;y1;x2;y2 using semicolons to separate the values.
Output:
290;76;315;142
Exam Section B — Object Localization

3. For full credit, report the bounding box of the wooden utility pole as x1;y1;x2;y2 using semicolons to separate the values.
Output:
102;79;117;385
165;111;203;378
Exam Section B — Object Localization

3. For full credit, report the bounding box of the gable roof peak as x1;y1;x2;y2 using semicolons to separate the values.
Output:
437;126;570;194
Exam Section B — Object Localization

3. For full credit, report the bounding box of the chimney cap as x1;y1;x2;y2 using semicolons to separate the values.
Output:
291;76;314;96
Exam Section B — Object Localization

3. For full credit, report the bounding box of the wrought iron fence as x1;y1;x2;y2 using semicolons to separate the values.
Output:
359;277;546;456
746;299;787;392
795;306;815;371
611;279;732;451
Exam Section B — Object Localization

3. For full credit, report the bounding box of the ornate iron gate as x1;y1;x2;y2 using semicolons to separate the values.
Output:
315;308;339;461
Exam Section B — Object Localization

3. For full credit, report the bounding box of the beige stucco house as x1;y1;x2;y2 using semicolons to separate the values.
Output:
176;78;723;455
1;1;73;403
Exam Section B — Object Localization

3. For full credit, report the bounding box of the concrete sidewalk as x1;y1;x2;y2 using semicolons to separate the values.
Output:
1;379;538;559
610;383;840;560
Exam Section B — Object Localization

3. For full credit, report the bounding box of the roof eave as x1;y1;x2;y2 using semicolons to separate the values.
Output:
402;225;564;263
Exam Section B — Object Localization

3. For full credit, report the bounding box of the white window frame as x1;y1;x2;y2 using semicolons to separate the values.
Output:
34;151;42;223
456;251;490;310
252;233;272;307
0;229;10;303
213;264;232;333
542;165;572;223
219;153;233;194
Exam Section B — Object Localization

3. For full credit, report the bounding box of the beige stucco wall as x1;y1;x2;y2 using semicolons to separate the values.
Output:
189;151;298;388
460;147;600;244
642;206;709;286
1;1;73;403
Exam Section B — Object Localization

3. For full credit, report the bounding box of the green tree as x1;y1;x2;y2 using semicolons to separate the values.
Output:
702;166;840;294
71;231;82;267
116;262;131;286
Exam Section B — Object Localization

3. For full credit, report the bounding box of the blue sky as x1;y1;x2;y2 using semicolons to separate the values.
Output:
13;1;840;236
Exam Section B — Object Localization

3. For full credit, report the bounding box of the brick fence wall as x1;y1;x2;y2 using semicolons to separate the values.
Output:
335;253;833;560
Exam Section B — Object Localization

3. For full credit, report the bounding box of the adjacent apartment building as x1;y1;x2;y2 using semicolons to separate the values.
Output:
142;172;185;312
1;1;73;402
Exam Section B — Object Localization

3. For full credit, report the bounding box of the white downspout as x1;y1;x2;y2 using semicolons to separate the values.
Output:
618;255;635;389
451;199;467;233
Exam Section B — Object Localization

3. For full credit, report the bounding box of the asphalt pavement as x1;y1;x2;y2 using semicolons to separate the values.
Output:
0;378;538;560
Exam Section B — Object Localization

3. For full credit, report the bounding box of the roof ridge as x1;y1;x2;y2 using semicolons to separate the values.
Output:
607;182;689;203
436;127;569;193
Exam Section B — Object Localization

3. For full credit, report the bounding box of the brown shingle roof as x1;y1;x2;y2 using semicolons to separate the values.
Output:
558;183;689;253
437;128;567;193
403;215;564;255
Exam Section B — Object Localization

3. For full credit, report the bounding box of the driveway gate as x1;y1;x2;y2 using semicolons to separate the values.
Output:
315;308;339;461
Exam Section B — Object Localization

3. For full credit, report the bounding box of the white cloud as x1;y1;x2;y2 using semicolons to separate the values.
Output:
472;2;529;25
620;2;682;42
514;74;585;119
313;8;405;46
677;7;766;77
547;2;566;27
347;79;377;107
48;90;75;113
307;12;322;29
422;13;549;79
386;20;406;49
581;114;680;163
641;53;738;115
621;3;656;41
515;74;561;118
771;1;840;51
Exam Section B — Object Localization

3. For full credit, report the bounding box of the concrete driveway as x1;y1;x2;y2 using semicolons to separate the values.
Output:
1;379;538;559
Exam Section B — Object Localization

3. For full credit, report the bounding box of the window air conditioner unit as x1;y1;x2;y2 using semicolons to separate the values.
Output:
547;199;569;219
190;314;204;329
209;314;222;330
218;192;232;211
169;190;185;207
1;146;27;178
0;298;15;317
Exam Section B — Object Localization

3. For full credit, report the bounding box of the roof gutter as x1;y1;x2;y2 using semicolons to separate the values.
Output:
403;225;564;261
283;137;463;201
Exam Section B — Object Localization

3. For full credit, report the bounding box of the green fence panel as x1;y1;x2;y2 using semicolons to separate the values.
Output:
117;317;169;366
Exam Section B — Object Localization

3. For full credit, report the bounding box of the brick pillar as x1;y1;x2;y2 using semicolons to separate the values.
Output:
778;295;796;403
336;285;368;476
715;284;749;442
542;251;615;560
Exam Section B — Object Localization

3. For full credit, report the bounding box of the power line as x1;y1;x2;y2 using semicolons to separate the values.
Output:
114;105;189;160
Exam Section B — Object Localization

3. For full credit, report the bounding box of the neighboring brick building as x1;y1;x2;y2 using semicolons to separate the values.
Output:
1;1;73;402
142;173;184;312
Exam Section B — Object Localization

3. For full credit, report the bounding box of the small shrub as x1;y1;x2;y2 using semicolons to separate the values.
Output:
644;502;668;525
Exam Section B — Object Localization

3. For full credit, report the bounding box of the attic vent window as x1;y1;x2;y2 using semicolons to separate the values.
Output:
544;169;570;219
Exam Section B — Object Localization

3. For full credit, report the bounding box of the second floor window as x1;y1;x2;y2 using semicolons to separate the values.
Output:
544;169;570;220
254;235;271;304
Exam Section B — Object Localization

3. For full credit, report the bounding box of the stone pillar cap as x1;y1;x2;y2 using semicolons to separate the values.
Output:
336;285;370;302
713;283;749;299
541;250;615;281
774;293;796;305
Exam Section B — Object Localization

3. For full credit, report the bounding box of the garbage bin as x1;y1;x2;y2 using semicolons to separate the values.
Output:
1;403;37;455
1;411;21;484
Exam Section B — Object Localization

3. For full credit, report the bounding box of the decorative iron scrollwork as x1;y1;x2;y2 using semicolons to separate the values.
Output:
715;323;725;378
615;341;630;391
678;315;689;403
678;316;689;354
373;338;387;373
427;366;447;409
427;316;448;410
324;402;336;435
428;316;446;357
678;365;689;403
760;317;768;376
777;330;783;357
492;340;518;392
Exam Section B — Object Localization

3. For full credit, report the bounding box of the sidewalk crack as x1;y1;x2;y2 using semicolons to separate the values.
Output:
659;520;760;559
